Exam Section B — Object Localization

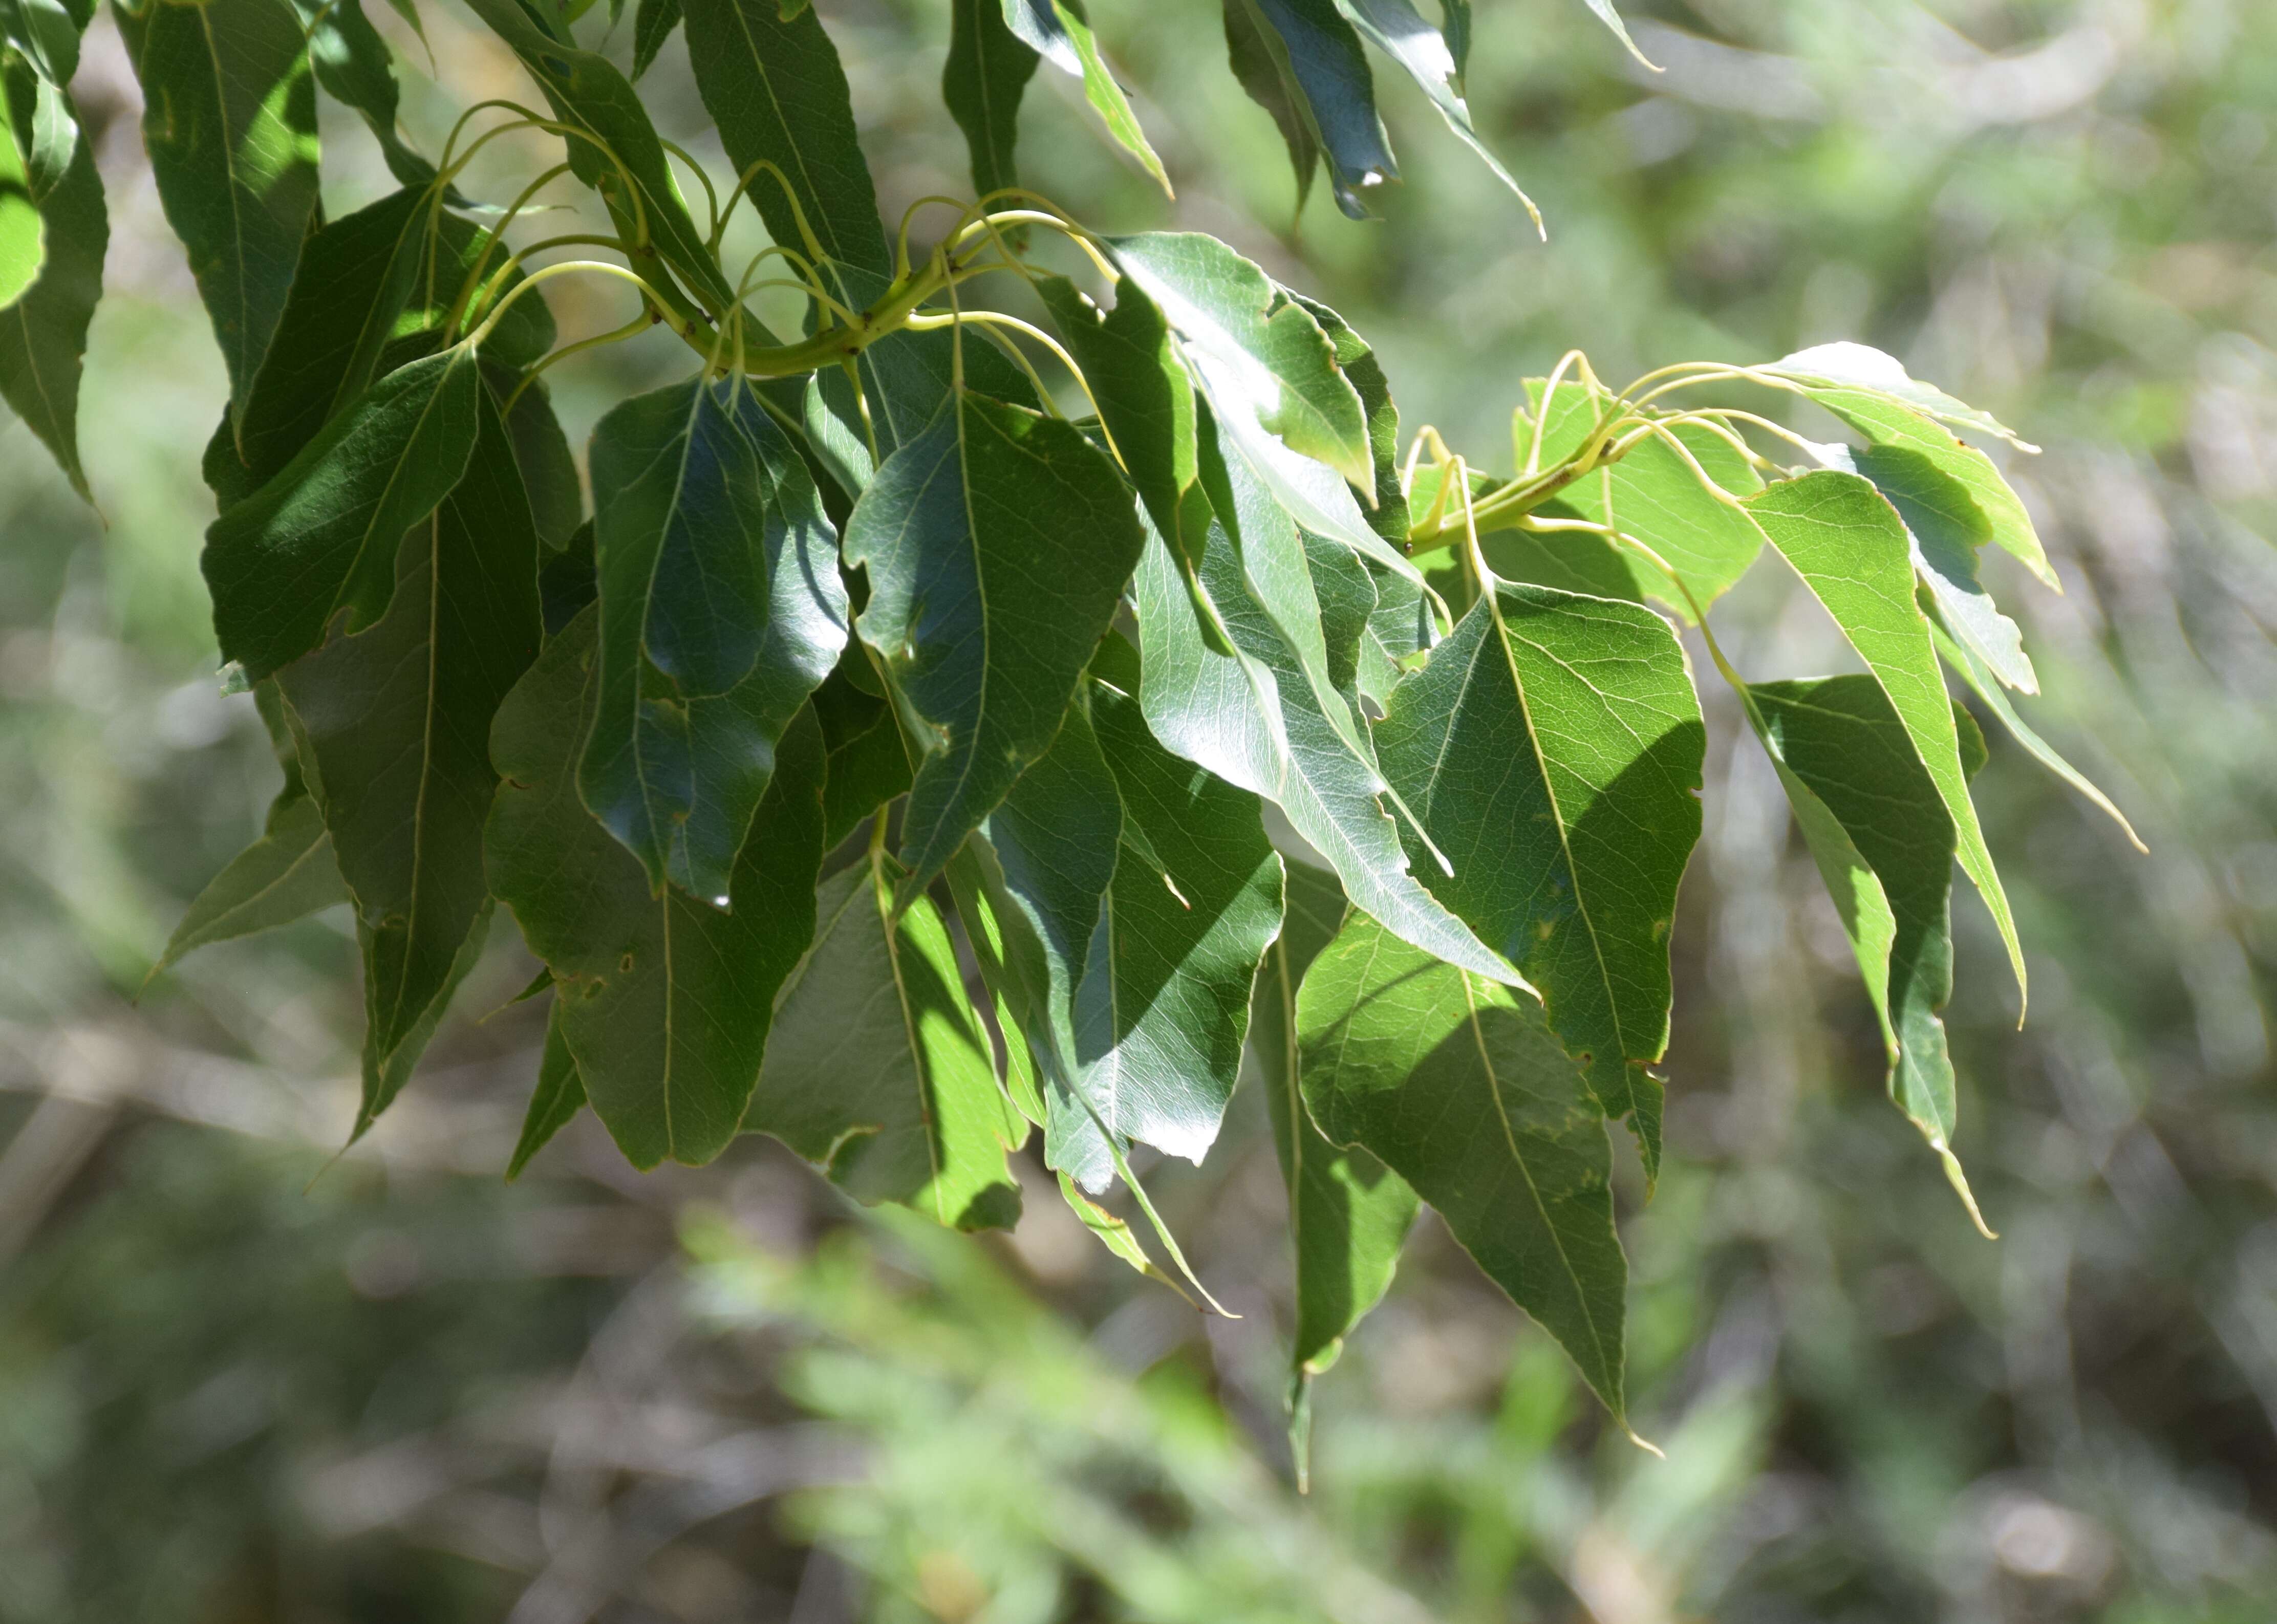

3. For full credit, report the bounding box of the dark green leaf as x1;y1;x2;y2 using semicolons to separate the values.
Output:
1223;0;1319;208
945;0;1037;198
277;383;541;1089
116;0;320;407
1375;581;1705;1177
580;375;848;904
0;72;101;500
1;0;88;85
844;387;1144;896
486;610;828;1167
1335;0;1536;224
630;0;680;79
287;0;435;186
539;519;596;635
750;850;1026;1230
1745;676;1992;1227
506;1003;587;1179
813;666;912;850
1298;911;1628;1421
1000;0;1169;195
1748;469;2025;1002
493;369;583;550
204;345;483;682
1228;0;1393;219
357;903;491;1132
148;788;345;981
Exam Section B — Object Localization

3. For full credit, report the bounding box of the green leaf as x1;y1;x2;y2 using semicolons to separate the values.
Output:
495;370;583;550
116;0;320;407
540;518;596;635
1132;503;1520;988
813;666;912;850
945;0;1037;198
1110;232;1375;501
1375;581;1705;1177
1524;378;1767;618
204;344;483;682
287;0;436;187
580;375;848;905
1926;608;2144;852
486;610;828;1167
1255;855;1416;1469
357;902;491;1133
1036;273;1197;552
1748;469;2025;1004
630;0;680;78
1222;0;1319;208
1057;1168;1191;1297
1227;0;1393;219
459;0;735;319
1766;343;2056;593
750;850;1026;1230
1577;0;1654;67
277;382;541;1085
1063;682;1283;1184
0;67;41;308
1;0;89;86
1333;0;1537;226
148;788;346;981
1297;911;1628;1421
1001;0;1170;197
0;72;102;500
843;386;1144;896
507;1002;587;1179
1744;676;1994;1230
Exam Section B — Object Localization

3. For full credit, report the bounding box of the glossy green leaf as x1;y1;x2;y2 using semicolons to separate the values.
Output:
1222;0;1319;208
486;610;828;1167
0;70;101;499
1376;581;1705;1176
204;345;483;682
1524;379;1767;618
1297;911;1628;1421
630;0;680;78
750;850;1025;1230
148;787;345;981
1745;676;1993;1227
459;0;735;318
507;1003;587;1179
278;383;540;1082
581;375;848;905
1229;0;1393;219
844;386;1144;896
116;0;319;407
1132;504;1520;988
1846;440;2035;692
1766;344;2055;593
1255;855;1415;1476
945;0;1036;198
1333;0;1537;225
1110;232;1375;502
1001;0;1169;196
1747;469;2025;1003
1927;608;2143;852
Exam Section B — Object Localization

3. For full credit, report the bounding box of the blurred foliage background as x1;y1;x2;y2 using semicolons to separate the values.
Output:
4;0;2275;1619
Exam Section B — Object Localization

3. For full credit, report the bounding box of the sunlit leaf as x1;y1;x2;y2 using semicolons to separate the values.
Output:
1000;0;1170;196
0;69;100;499
1334;0;1538;226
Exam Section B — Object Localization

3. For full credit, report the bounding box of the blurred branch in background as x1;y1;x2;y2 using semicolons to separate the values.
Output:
2;0;2274;1620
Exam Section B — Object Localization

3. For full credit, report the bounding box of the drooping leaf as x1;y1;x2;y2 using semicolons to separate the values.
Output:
286;0;435;186
580;375;848;905
1762;342;2053;588
1748;469;2025;1003
1222;0;1319;208
1375;580;1705;1176
486;610;828;1167
494;370;583;550
459;0;736;320
1524;378;1767;619
1058;1168;1190;1296
148;787;346;981
1132;505;1520;988
1297;911;1628;1421
204;345;483;682
1000;0;1170;196
750;850;1026;1230
1926;608;2143;851
1744;676;1993;1228
277;383;540;1090
1228;0;1394;219
1254;857;1415;1483
1290;291;1409;545
843;386;1144;896
945;0;1037;199
357;902;491;1132
116;0;320;408
1333;0;1537;225
0;70;101;499
630;0;681;78
0;67;41;308
1577;0;1654;67
812;665;912;850
507;1003;588;1179
1036;273;1197;553
1110;232;1375;503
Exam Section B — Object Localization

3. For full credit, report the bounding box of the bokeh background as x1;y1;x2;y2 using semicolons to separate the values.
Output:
4;0;2275;1619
